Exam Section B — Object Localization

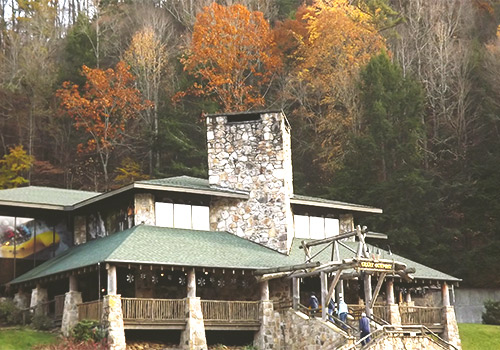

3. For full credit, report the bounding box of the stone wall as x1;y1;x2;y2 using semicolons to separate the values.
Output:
368;334;449;350
134;193;155;226
282;310;349;350
101;295;126;350
181;297;207;350
207;112;294;253
454;287;500;323
61;291;82;337
254;301;281;350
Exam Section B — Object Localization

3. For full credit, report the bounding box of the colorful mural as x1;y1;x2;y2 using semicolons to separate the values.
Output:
0;216;71;259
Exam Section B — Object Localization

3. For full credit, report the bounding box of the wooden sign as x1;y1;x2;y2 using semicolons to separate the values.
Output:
357;259;394;272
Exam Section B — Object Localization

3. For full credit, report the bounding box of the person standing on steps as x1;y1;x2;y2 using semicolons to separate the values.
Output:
338;295;348;327
359;312;371;345
328;298;335;321
309;292;319;317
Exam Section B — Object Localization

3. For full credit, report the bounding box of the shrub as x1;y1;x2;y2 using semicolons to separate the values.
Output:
0;299;25;325
72;320;107;343
482;300;500;325
32;313;54;330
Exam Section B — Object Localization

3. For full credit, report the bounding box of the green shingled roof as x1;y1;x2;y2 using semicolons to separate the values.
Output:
135;176;248;196
10;226;459;285
0;186;100;209
287;239;460;282
10;225;292;284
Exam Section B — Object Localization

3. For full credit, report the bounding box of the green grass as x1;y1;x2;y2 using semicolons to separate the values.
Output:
0;327;58;350
459;323;500;350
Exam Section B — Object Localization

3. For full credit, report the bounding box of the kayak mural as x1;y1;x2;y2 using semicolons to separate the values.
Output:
0;216;71;259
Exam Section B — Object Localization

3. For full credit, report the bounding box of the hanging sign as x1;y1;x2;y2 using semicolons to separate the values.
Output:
357;259;394;272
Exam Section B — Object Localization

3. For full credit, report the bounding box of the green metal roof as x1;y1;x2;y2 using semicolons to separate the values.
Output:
0;186;100;210
10;226;459;285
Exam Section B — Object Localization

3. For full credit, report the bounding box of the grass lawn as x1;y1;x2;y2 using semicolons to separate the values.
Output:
0;327;58;350
459;323;500;350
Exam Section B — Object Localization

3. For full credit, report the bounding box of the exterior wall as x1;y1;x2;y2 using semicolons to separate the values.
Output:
454;288;500;323
207;112;294;253
282;310;349;350
134;194;155;226
369;335;448;350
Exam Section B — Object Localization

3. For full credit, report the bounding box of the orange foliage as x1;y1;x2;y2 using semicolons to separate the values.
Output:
57;62;151;155
180;3;282;112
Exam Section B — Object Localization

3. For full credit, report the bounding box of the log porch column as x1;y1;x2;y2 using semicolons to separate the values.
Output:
292;277;300;310
181;268;207;350
61;275;83;336
102;264;126;350
386;279;401;325
321;272;328;320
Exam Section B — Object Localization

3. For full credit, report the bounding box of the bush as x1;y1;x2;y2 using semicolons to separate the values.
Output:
0;299;25;325
72;320;107;343
482;300;500;325
32;313;54;330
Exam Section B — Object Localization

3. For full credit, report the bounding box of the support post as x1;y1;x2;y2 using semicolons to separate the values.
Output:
181;268;207;350
386;279;401;325
364;274;372;317
107;264;117;295
292;278;300;310
30;283;48;316
442;282;450;307
261;280;269;301
61;275;82;337
321;272;328;320
386;279;395;304
370;273;386;309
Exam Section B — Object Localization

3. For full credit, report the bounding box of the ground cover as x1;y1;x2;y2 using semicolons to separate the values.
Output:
459;323;500;350
0;327;57;350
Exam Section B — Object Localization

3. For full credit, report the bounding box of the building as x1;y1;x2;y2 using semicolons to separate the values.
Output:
1;111;461;350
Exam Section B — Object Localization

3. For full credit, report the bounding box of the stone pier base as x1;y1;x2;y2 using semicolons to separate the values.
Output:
388;303;401;325
30;287;48;315
442;306;462;350
181;297;207;350
61;291;82;337
13;291;29;309
102;295;126;350
254;301;280;350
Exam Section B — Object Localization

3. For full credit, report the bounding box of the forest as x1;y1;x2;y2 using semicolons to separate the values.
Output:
1;0;500;288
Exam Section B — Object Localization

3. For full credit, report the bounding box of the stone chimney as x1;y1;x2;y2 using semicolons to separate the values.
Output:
207;111;294;253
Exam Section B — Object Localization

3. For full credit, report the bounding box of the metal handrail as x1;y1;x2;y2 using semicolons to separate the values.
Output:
343;324;459;350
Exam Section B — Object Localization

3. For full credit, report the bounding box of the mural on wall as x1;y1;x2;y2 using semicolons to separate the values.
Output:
86;202;134;241
0;216;71;259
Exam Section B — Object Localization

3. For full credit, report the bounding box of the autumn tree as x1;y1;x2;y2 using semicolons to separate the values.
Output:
57;61;151;191
180;3;282;112
281;0;386;180
125;26;169;175
0;145;34;189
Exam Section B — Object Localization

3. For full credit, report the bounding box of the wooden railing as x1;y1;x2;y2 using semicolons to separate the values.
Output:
54;295;65;319
201;300;259;323
373;305;390;323
78;300;103;321
400;306;442;325
121;298;185;321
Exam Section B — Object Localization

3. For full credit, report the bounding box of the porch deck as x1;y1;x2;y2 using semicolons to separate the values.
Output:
78;298;261;331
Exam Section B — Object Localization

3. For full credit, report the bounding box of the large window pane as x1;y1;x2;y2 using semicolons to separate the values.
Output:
325;218;339;237
309;216;325;239
192;206;210;230
173;204;192;229
155;202;173;227
294;215;310;238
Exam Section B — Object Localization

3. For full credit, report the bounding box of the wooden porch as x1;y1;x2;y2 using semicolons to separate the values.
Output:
78;298;261;331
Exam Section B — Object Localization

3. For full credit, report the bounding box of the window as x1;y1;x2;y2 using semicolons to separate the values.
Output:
155;203;209;231
294;215;339;239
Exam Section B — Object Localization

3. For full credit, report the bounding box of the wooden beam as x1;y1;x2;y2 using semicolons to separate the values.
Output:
299;230;359;249
325;269;343;310
369;272;387;309
253;262;320;275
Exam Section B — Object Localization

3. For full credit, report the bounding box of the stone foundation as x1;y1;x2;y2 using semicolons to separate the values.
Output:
254;301;281;350
442;306;462;350
282;310;348;350
181;297;207;350
13;291;29;309
388;303;401;325
102;295;126;350
61;291;82;337
368;334;449;350
30;286;48;315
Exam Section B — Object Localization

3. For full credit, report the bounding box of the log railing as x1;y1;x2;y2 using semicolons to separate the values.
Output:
201;300;259;323
54;295;65;320
78;300;103;321
121;298;185;321
400;306;442;325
